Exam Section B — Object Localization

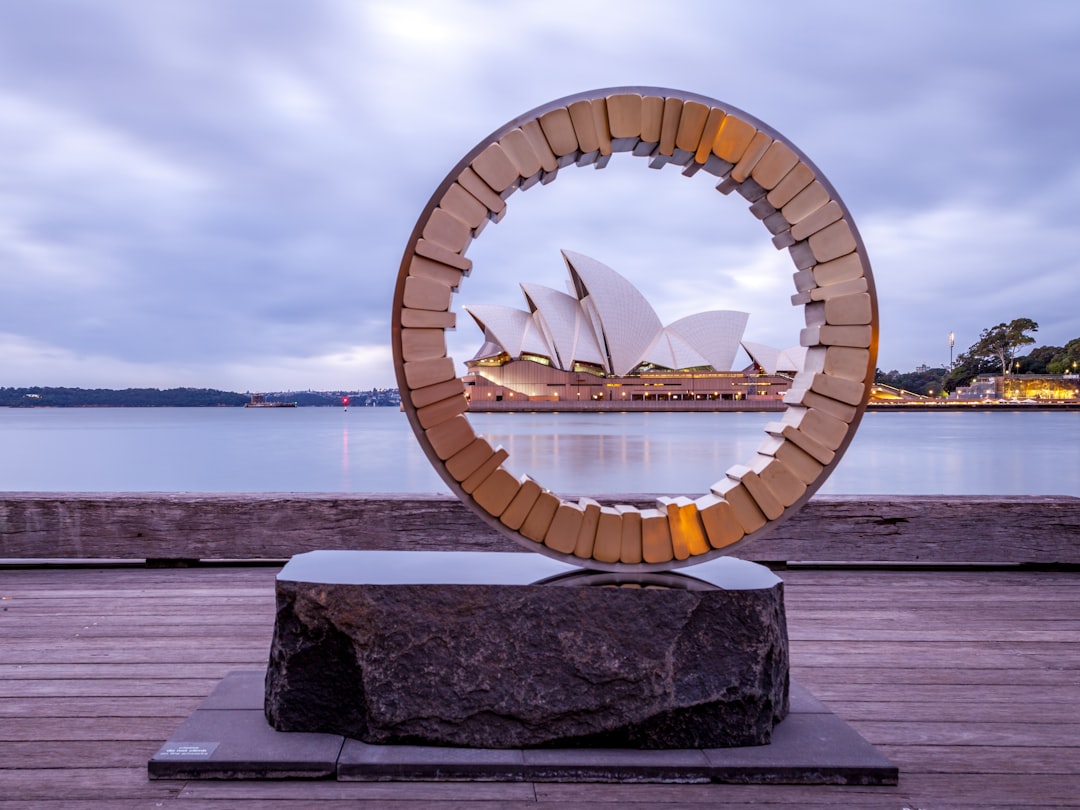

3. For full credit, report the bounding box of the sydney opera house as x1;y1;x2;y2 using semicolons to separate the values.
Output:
461;250;803;409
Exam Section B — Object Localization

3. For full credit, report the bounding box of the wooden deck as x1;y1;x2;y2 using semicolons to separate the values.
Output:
3;561;1078;808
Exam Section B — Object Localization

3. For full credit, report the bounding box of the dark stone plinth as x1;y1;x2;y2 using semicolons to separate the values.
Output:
150;671;898;784
264;551;789;749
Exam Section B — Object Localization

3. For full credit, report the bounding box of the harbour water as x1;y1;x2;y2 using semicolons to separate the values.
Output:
0;406;1077;497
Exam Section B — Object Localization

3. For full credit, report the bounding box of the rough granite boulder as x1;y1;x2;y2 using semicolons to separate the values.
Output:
264;551;789;749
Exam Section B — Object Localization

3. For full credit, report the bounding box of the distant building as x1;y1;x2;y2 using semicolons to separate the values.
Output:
952;374;1079;401
461;250;800;409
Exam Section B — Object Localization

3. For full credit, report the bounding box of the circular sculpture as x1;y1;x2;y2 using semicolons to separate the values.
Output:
392;87;878;571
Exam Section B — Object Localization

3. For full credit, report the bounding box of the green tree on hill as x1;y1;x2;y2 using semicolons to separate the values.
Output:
875;367;946;397
1017;345;1062;374
943;318;1039;392
1047;338;1080;375
968;318;1039;376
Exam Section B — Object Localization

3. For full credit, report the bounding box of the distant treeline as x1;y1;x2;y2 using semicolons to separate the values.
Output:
0;387;400;408
0;387;250;407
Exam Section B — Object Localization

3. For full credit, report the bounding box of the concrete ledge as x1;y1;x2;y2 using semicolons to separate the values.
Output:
149;671;897;785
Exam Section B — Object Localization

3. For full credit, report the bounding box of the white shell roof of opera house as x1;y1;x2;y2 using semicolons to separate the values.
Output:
463;250;794;376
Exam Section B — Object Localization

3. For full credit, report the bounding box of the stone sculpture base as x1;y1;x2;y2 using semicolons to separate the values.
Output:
264;551;789;750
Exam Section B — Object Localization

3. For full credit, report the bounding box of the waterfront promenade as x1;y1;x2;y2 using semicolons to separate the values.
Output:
2;494;1079;807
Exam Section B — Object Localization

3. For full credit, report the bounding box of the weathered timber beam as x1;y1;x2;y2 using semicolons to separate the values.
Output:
1;493;1077;564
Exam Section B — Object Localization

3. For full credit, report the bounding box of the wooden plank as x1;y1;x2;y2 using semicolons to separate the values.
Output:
567;100;600;154
807;372;865;407
438;183;489;231
790;198;842;241
749;141;799;189
177;780;540;802
445;437;497;482
402;356;456;389
424;414;475;460
543;501;585;554
592;506;622;563
778;405;848;450
657;97;683;156
534;774;1080;807
693;107;726;165
459;446;509;494
2;564;1080;806
538;107;578;157
616;505;643;564
757;435;825;484
708;478;768;533
712;114;756;162
765;162;815;209
414;237;472;272
823;292;873;326
518;490;560;542
674;100;709;153
783;385;858;424
402;275;452;312
0;678;222;698
499;476;542;531
691;493;743;549
724;463;785;520
573;497;601;560
421;208;472;254
408;253;466;289
657;496;709;558
800;323;873;349
455;166;506;217
410;377;466;410
809;276;868;301
781;179;831;226
400;308;456;329
2;495;1078;565
639;507;674;564
640;95;664;144
498;128;543;180
590;98;613;156
400;328;446;363
520;118;559;173
808;219;857;263
470;142;519;194
605;93;642;138
730;131;772;183
471;467;519;517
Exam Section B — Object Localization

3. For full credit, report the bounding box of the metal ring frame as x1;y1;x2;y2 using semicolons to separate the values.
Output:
392;87;878;572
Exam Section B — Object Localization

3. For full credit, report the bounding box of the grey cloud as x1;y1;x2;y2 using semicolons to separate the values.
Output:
0;0;1077;389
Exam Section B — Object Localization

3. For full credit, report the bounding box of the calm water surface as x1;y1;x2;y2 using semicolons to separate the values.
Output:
1;407;1076;496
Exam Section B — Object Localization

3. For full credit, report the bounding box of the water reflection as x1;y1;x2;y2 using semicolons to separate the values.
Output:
470;411;770;496
341;422;349;490
0;407;1076;495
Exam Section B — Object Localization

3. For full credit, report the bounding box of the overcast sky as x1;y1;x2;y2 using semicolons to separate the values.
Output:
2;0;1078;392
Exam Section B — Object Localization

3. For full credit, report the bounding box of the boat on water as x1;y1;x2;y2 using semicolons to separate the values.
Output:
244;393;297;408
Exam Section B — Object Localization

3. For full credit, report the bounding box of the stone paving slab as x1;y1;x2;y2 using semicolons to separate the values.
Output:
149;671;897;784
148;706;344;780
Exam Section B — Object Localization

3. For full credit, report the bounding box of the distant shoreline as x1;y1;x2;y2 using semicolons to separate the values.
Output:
3;385;1076;412
0;387;400;409
4;401;1078;412
465;400;1080;414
